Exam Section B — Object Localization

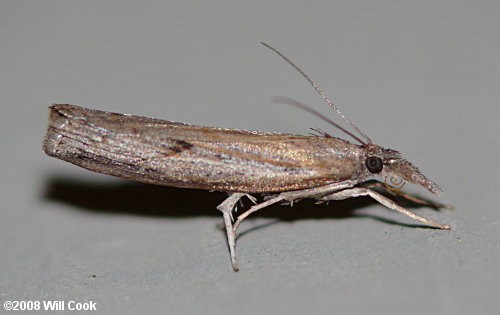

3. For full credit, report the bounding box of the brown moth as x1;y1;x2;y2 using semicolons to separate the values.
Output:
43;42;451;271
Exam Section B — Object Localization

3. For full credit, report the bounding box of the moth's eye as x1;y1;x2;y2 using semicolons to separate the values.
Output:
366;156;383;173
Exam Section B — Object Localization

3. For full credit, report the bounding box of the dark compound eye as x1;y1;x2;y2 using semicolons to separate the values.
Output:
366;156;383;173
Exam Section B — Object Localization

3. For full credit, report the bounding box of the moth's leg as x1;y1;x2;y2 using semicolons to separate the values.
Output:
361;180;453;209
216;193;255;271
232;183;354;232
320;188;450;229
217;193;256;221
221;211;239;271
233;196;285;233
239;194;257;208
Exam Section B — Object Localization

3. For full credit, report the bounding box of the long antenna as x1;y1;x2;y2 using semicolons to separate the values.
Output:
261;42;372;145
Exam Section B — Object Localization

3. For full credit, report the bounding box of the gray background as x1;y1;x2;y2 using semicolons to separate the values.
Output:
1;1;498;314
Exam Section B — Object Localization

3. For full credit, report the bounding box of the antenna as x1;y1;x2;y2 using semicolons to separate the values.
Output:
261;42;372;145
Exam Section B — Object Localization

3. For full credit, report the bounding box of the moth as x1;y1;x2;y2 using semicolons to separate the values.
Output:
43;42;451;271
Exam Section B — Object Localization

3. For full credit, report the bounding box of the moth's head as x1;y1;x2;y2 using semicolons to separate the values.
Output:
362;144;442;196
260;42;444;196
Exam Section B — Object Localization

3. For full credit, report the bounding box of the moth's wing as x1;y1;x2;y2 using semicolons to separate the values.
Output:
49;104;282;138
45;104;360;192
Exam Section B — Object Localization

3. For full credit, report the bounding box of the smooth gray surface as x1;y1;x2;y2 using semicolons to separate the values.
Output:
1;1;498;314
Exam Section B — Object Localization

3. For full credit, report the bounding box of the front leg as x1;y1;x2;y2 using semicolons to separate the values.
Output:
320;188;450;229
360;180;453;209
